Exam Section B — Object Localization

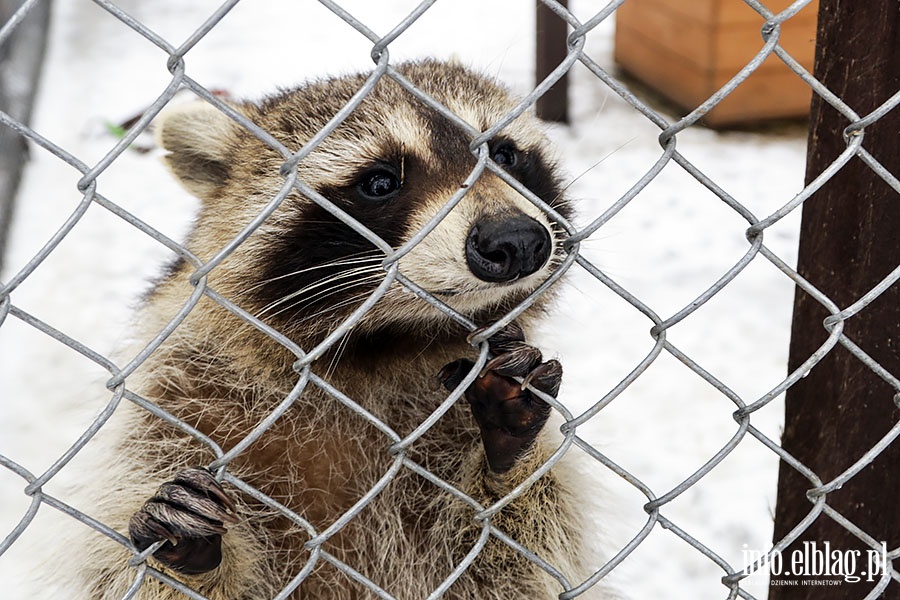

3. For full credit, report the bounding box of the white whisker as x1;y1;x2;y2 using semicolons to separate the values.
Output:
259;272;386;321
242;251;383;296
259;266;375;310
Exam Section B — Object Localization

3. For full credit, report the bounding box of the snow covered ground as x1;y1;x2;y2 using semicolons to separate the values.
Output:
0;1;809;598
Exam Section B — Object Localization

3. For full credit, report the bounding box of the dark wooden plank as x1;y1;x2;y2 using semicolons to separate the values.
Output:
770;0;900;597
535;0;569;123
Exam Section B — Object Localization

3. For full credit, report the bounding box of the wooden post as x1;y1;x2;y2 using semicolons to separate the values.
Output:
535;0;568;123
770;1;900;598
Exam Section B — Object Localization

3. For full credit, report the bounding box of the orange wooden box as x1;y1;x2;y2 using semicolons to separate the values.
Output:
614;0;819;127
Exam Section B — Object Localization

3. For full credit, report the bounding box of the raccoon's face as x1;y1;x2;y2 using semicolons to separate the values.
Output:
156;60;571;342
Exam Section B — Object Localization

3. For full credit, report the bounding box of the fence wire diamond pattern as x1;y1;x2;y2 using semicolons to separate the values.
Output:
1;0;899;598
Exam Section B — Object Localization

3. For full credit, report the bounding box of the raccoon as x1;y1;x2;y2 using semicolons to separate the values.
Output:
58;60;604;599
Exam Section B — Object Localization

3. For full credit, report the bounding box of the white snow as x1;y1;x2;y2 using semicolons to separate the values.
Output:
0;1;808;598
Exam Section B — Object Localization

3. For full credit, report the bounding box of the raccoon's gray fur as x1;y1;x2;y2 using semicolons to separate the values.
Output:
51;60;607;599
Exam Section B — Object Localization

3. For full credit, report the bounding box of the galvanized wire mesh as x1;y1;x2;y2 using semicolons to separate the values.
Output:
1;0;898;598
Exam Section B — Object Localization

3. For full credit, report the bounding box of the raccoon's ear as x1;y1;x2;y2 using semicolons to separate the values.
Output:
154;102;242;199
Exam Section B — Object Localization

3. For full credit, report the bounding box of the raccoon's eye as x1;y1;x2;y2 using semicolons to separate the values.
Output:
357;169;401;201
491;143;519;168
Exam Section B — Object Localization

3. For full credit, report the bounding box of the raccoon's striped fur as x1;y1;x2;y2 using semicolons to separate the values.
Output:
51;60;608;599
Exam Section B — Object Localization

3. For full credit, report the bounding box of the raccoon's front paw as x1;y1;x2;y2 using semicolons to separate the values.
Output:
439;322;562;473
129;467;238;575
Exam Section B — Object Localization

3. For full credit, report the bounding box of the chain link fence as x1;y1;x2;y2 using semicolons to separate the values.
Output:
1;0;898;598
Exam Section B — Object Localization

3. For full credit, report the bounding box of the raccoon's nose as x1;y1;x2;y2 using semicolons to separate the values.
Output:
465;215;552;283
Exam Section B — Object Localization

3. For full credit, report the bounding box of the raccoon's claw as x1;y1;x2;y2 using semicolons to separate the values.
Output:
467;320;526;353
521;359;563;397
440;323;562;474
481;343;544;379
129;467;238;575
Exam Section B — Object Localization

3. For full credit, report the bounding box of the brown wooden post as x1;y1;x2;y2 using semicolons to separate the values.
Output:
770;1;900;598
535;0;568;123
